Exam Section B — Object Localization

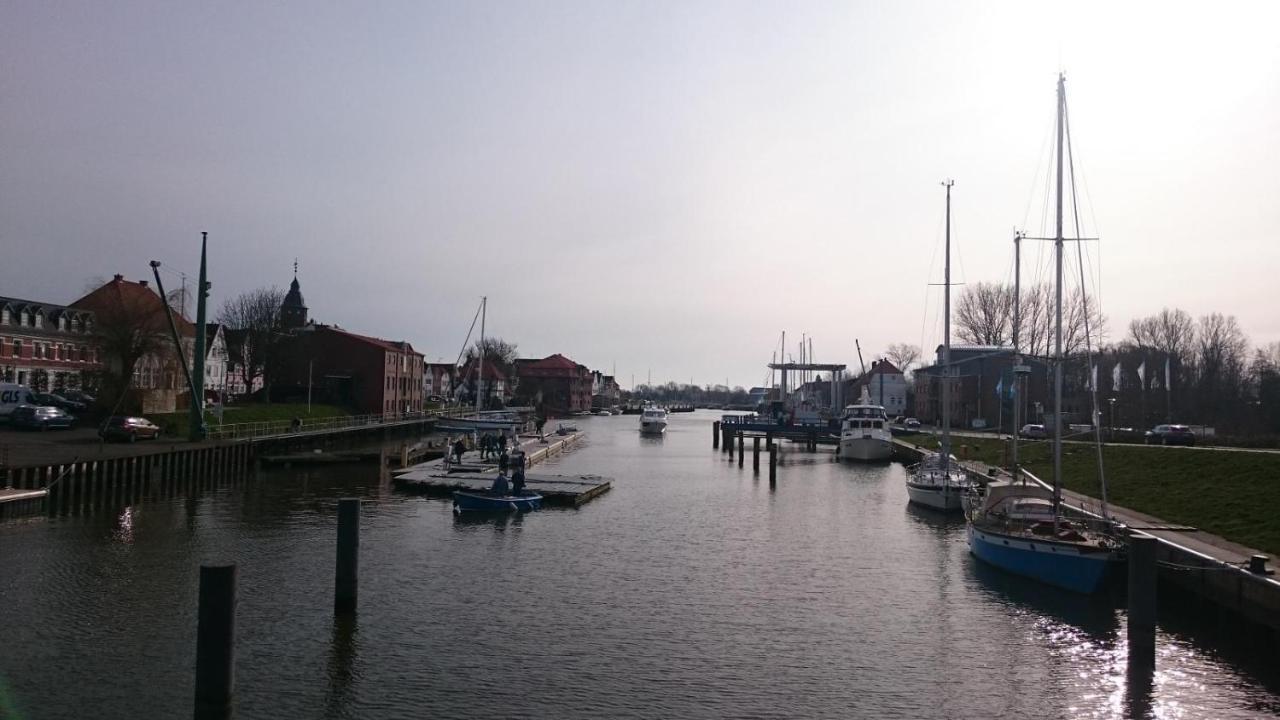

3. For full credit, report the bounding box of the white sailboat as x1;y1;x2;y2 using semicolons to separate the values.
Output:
966;74;1123;593
906;180;973;512
837;387;893;461
437;297;523;433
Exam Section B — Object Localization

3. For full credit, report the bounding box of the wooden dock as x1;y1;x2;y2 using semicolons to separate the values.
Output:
391;431;612;507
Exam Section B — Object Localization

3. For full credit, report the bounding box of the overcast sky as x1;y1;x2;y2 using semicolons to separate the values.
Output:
3;1;1278;388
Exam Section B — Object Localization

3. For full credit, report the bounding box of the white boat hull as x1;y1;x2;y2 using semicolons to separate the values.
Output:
906;481;965;511
640;420;667;435
838;435;893;461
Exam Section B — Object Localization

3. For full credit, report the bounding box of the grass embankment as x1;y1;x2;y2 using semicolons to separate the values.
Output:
154;403;351;436
905;434;1280;557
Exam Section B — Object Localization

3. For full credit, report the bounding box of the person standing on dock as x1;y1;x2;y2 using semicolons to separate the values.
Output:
498;446;509;475
511;448;527;496
453;438;466;465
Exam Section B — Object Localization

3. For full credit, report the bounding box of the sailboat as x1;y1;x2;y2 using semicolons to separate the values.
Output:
965;74;1124;594
436;297;523;433
905;180;973;511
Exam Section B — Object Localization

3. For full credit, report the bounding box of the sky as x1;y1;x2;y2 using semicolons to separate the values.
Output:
3;0;1278;389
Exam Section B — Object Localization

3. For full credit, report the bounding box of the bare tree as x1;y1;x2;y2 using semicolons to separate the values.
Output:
883;343;921;375
1195;313;1250;424
217;287;285;401
954;282;1012;346
80;282;172;410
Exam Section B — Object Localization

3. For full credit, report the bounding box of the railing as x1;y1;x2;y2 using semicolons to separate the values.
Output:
207;409;462;441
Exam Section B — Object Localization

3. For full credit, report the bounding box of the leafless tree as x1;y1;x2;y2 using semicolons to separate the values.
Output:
954;282;1012;346
883;343;921;375
217;287;285;401
83;283;172;410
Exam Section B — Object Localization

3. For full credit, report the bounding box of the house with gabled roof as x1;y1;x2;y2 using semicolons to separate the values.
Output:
275;324;424;416
513;353;593;415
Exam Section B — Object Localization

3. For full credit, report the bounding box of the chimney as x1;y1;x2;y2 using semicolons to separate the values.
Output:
113;274;124;282
137;280;148;288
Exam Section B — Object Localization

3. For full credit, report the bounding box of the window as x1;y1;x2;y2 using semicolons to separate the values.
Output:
0;308;8;324
33;312;42;329
13;339;23;357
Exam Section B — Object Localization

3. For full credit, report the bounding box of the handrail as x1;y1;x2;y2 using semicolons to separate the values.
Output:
207;408;459;441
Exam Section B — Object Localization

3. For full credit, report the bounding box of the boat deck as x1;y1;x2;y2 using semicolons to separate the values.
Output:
391;431;612;508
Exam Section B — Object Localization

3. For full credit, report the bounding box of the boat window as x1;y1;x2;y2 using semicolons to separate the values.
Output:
873;421;883;428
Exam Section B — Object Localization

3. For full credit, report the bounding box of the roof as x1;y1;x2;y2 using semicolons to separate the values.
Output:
283;275;306;309
520;353;582;371
71;274;194;336
315;325;421;356
459;357;507;380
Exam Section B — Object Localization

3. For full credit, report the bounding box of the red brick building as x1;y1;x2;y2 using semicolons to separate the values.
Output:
514;354;593;415
0;295;102;391
279;325;424;417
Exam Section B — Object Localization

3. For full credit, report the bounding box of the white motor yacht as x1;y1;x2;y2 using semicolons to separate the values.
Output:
837;393;893;461
639;407;668;435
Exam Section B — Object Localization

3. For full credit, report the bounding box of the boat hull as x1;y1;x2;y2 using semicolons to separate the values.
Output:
966;523;1119;594
838;435;893;461
906;482;964;511
640;420;667;435
452;491;542;513
436;416;522;432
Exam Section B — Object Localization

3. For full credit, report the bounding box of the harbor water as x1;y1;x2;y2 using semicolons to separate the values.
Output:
1;410;1278;719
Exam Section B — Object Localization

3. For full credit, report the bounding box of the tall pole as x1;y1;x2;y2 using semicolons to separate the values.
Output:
475;297;485;414
191;233;209;441
1053;74;1066;528
1012;231;1022;477
307;359;313;414
941;180;954;470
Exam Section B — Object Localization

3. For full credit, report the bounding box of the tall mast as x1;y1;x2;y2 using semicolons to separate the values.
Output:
1012;231;1023;481
475;296;486;414
1053;74;1066;525
941;179;954;470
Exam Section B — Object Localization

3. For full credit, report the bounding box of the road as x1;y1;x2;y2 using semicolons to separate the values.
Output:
904;425;1280;455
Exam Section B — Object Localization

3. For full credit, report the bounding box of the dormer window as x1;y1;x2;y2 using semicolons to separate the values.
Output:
59;315;68;331
33;312;42;329
1;308;8;324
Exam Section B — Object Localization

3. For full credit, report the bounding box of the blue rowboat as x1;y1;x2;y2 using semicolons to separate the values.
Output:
452;490;542;513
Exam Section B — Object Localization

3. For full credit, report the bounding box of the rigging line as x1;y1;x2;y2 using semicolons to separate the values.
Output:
1021;110;1056;230
1066;97;1110;521
452;299;484;372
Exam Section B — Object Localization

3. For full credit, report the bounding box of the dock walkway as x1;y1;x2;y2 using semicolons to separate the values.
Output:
392;431;612;507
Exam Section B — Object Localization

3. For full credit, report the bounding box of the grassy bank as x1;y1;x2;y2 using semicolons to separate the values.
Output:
154;403;351;437
904;434;1280;557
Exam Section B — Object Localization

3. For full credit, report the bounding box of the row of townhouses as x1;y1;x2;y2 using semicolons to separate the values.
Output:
2;270;623;419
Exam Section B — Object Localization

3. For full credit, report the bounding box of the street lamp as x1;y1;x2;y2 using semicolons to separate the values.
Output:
1108;397;1117;439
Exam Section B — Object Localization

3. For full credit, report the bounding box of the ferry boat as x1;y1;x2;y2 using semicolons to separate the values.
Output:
837;389;893;461
639;407;668;435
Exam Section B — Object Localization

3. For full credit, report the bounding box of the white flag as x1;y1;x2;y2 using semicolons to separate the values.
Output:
1090;364;1097;392
1165;357;1171;390
1112;362;1122;391
1137;361;1146;388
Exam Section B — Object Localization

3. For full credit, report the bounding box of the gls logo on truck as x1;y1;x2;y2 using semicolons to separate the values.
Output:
1;390;26;403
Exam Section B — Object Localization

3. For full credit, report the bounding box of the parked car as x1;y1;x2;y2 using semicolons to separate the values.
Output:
904;417;922;430
31;392;87;413
10;405;75;430
60;389;96;406
1019;423;1048;439
99;416;162;442
1145;424;1196;446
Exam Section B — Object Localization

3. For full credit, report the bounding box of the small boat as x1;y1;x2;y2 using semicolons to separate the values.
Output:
594;409;612;416
609;407;623;415
436;411;523;432
452;490;542;513
837;389;893;461
556;422;578;434
639;407;668;435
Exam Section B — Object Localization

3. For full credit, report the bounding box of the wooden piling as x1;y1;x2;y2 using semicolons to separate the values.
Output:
737;433;744;467
334;498;360;615
194;563;237;718
768;446;777;487
752;437;761;473
1128;535;1158;670
766;432;774;451
713;421;720;449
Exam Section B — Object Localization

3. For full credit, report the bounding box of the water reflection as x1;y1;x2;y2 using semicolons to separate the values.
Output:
451;510;526;532
324;615;359;719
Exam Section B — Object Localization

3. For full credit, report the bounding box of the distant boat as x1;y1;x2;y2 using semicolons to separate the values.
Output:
436;410;523;433
452;490;542;513
556;421;578;434
837;388;893;462
906;179;973;512
594;409;612;416
639;407;668;435
965;75;1123;593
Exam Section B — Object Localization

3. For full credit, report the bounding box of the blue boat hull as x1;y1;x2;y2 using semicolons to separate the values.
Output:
967;523;1120;594
452;491;542;513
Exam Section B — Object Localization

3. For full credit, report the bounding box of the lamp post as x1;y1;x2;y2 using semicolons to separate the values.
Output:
1108;397;1117;439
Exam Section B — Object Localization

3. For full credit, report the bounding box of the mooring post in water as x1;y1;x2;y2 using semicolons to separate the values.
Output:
766;432;773;451
335;498;361;615
194;563;236;718
712;421;720;449
752;437;761;473
768;446;777;487
737;433;744;467
1128;534;1157;669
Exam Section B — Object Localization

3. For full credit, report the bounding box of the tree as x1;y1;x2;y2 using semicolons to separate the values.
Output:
1252;342;1280;432
953;281;1104;358
954;282;1012;346
1195;313;1249;425
217;287;285;402
80;280;172;410
884;343;921;375
464;337;519;376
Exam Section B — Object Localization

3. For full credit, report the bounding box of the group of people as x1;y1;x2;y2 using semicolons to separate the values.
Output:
443;432;527;497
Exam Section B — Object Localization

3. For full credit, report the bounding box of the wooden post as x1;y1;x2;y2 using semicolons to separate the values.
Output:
752;437;761;473
194;563;237;717
335;498;360;615
766;432;774;451
712;421;720;449
768;445;777;487
737;432;744;467
1128;535;1157;670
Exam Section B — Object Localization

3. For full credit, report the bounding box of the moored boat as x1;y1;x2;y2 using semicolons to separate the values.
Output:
837;391;893;461
452;490;542;512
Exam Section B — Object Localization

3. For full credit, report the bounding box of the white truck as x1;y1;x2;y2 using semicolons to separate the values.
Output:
0;383;37;417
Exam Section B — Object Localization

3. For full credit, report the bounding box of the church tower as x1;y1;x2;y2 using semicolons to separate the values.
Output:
281;260;308;331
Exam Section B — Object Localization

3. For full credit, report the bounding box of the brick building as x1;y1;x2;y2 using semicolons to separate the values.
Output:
514;354;593;415
913;345;1050;432
0;296;101;391
277;325;424;416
